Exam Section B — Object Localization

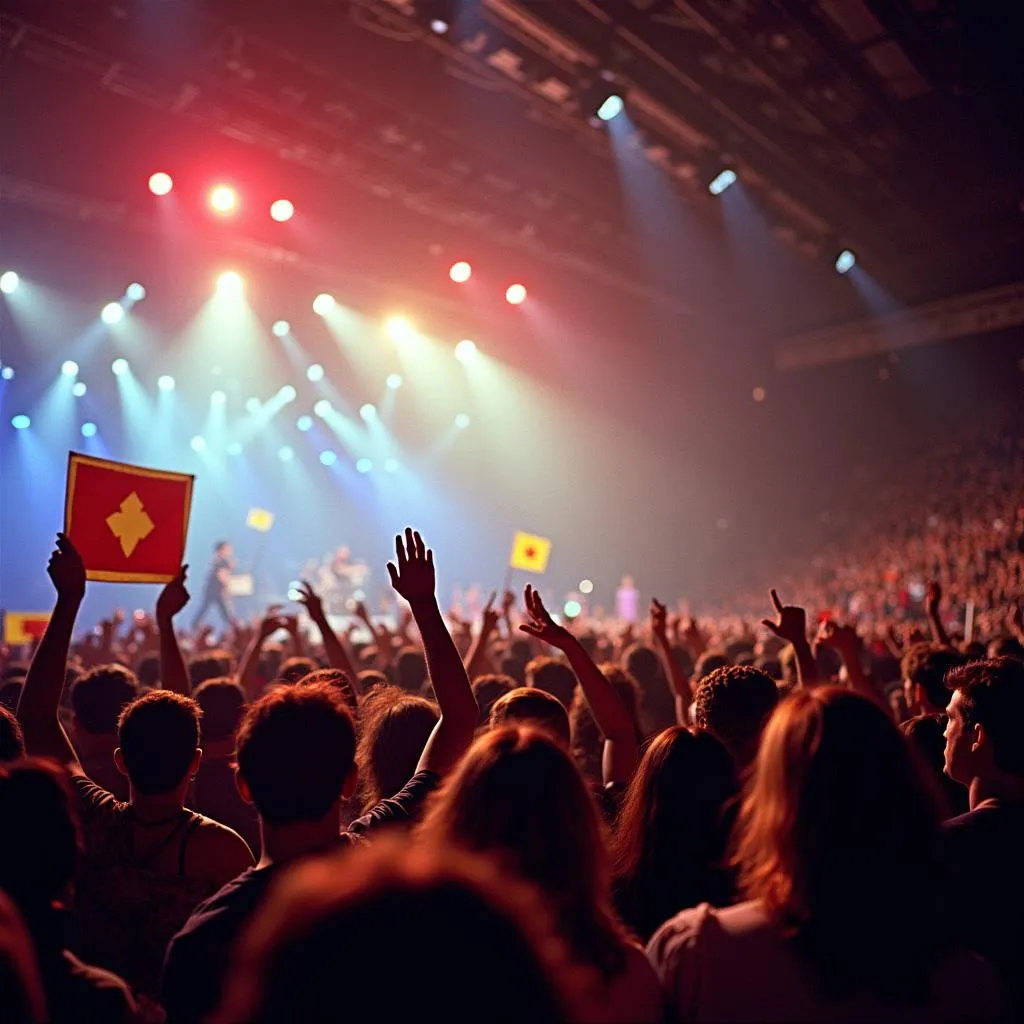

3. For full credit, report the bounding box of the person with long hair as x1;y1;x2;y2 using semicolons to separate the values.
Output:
419;726;663;1022
648;687;1007;1021
612;726;738;942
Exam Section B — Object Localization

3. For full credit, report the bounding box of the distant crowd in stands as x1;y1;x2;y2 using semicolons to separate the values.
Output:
0;412;1022;1021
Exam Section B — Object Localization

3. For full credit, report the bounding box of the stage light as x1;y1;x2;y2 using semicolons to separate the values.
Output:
190;436;206;452
126;282;146;301
597;94;624;121
449;261;472;283
211;390;227;406
271;320;290;337
72;382;87;397
61;360;79;377
111;358;129;376
226;441;243;456
279;385;297;403
0;271;20;294
430;17;449;34
359;403;376;421
216;271;244;296
157;375;175;392
11;415;30;430
386;373;403;390
356;457;373;474
319;450;337;466
314;399;332;417
0;366;14;380
307;363;325;383
296;415;313;432
101;301;125;324
81;422;97;438
454;339;477;363
278;445;294;462
581;74;625;123
752;386;767;402
708;168;737;196
834;249;856;274
384;458;400;474
579;579;594;595
209;184;238;214
505;283;527;305
454;412;471;429
245;397;261;413
385;316;415;343
563;599;583;619
148;172;173;196
312;293;335;315
270;199;295;222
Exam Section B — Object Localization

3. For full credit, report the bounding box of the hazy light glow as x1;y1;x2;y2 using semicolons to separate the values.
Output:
209;184;239;214
319;450;337;466
454;339;477;363
11;415;30;430
314;399;332;417
111;358;129;376
312;293;336;315
245;397;261;414
278;445;295;462
454;412;471;429
386;373;403;390
563;599;583;619
359;403;377;421
216;271;244;296
834;249;857;274
307;363;325;383
385;316;416;343
449;261;472;283
101;301;125;325
430;17;449;33
708;168;737;196
270;199;295;222
356;457;373;474
278;385;297;403
126;282;146;301
72;382;87;397
61;360;79;377
579;579;594;595
190;435;206;452
0;271;20;295
271;320;290;337
81;422;97;438
296;415;313;432
752;386;767;402
211;390;227;406
597;94;624;121
157;375;175;392
384;458;400;473
148;172;173;196
226;442;243;456
505;283;527;305
0;366;14;380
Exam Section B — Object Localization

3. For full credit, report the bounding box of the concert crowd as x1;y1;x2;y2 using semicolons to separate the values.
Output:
1;411;1023;1023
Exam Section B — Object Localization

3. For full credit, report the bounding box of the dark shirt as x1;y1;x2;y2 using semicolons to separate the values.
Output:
945;799;1024;1016
160;770;440;1021
190;757;261;858
204;556;231;597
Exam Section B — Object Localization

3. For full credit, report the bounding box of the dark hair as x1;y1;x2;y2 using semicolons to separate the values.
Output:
220;839;582;1023
299;668;357;709
472;674;516;726
214;540;230;553
189;651;234;689
899;715;968;818
946;657;1024;776
490;689;571;748
134;653;162;689
0;706;25;763
612;727;738;941
236;682;356;825
277;657;317;686
987;636;1024;661
356;687;437;809
570;667;642;782
0;682;23;714
901;644;963;711
395;647;427;694
193;677;247;744
525;657;576;709
622;644;662;689
694;665;779;766
735;688;948;999
420;727;627;980
0;760;80;913
357;669;388;694
71;664;139;734
694;651;730;681
117;691;201;795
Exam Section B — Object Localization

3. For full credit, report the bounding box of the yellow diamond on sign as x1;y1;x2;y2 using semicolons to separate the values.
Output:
246;508;275;533
106;491;155;558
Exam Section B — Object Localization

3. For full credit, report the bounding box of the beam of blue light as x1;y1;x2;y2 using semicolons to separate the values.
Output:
708;169;737;196
597;94;624;121
834;249;856;274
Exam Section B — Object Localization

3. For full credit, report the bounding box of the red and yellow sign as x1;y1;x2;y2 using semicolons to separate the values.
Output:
3;612;51;646
509;531;552;574
64;452;194;584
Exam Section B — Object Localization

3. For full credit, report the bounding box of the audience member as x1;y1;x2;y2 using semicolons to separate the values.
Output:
68;665;138;799
693;664;779;768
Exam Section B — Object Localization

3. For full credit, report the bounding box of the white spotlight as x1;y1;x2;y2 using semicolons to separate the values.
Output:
1;271;21;294
111;358;129;376
386;373;403;390
454;339;477;363
101;302;125;324
279;385;297;403
359;403;376;421
454;412;471;429
72;382;87;397
61;360;79;377
190;435;206;452
314;399;332;417
126;282;146;301
312;293;336;315
708;168;737;196
271;320;290;337
211;390;227;406
216;271;244;296
307;364;325;383
834;249;856;274
157;375;176;392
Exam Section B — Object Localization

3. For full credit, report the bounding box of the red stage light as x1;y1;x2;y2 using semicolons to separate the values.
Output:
148;172;173;196
270;199;295;222
209;184;239;215
449;261;472;283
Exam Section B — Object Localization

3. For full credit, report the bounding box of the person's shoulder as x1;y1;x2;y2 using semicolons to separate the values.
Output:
172;865;267;944
647;901;765;964
60;951;138;1017
933;947;1012;1021
68;769;122;821
185;815;256;885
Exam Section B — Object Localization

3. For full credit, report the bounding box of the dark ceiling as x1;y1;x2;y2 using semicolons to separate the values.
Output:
2;0;1022;341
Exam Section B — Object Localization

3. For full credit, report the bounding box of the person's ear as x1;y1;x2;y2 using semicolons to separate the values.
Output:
235;767;254;805
114;747;128;777
341;764;358;800
971;723;988;756
190;748;202;776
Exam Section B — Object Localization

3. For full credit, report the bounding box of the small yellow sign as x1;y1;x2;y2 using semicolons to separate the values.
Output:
509;531;552;574
246;508;275;533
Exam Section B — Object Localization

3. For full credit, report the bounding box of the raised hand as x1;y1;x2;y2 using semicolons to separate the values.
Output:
258;605;287;639
481;591;500;635
295;579;325;621
386;528;435;602
650;598;669;642
816;618;860;654
924;581;942;616
47;533;86;602
156;565;190;621
501;589;516;617
761;589;808;647
519;584;571;648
